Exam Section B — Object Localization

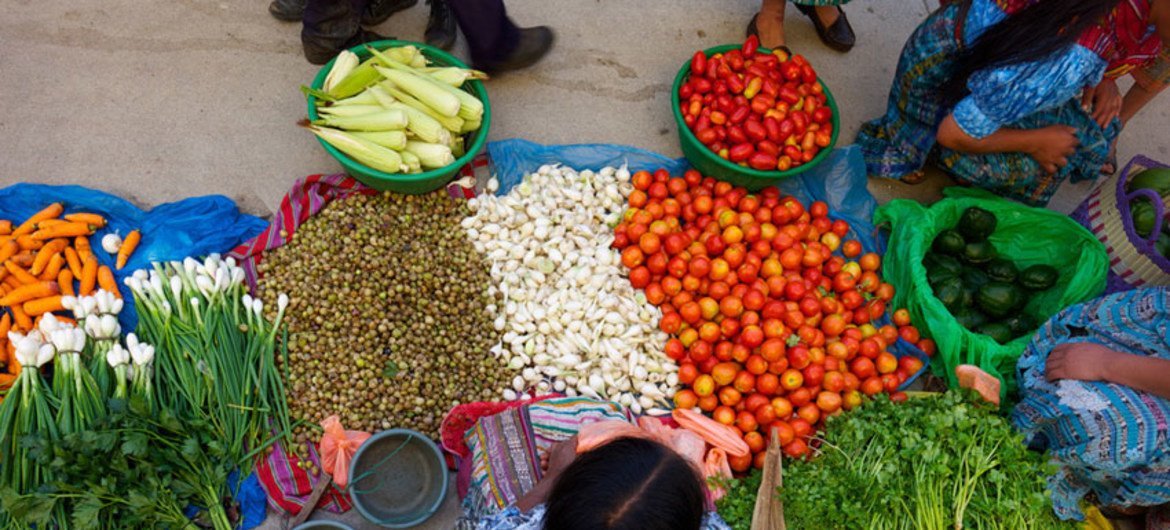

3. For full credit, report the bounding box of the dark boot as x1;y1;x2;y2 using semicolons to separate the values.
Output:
303;0;392;65
477;26;554;74
361;0;419;27
794;3;855;52
424;0;457;51
268;0;306;21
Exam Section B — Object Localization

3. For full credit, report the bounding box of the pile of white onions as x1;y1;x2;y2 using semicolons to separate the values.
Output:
463;164;678;415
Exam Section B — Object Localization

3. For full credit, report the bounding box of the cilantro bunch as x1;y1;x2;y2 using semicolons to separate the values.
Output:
715;469;763;530
780;391;1074;530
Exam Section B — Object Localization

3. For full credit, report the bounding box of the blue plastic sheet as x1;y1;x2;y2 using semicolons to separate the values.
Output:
0;184;267;330
182;472;268;530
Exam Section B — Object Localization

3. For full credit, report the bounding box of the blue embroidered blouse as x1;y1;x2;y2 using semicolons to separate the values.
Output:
951;0;1108;139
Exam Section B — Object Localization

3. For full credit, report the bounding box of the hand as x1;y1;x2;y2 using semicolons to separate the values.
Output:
1045;342;1122;383
1082;79;1122;129
1027;125;1080;174
541;436;578;479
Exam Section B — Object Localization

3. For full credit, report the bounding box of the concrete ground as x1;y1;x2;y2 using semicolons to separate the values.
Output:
2;0;1167;528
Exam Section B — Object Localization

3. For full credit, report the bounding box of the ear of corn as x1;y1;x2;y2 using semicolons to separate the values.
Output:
329;90;380;107
380;82;464;132
351;131;407;150
423;67;489;87
323;50;360;93
317;105;385;117
328;57;383;99
302;123;404;174
313;109;407;131
399;150;422;173
405;141;455;169
374;66;461;118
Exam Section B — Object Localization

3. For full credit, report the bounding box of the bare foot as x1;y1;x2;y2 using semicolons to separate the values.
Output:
814;5;841;26
755;12;786;50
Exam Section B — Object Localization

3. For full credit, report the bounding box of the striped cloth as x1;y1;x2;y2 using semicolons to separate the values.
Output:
456;398;633;528
231;157;488;515
1012;288;1170;521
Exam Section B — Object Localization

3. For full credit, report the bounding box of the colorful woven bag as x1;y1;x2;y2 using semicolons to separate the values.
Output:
1071;155;1170;293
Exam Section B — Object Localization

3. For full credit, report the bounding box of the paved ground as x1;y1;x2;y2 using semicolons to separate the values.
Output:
2;0;1167;528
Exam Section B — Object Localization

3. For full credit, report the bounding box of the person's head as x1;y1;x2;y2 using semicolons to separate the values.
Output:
942;0;1124;104
543;437;705;530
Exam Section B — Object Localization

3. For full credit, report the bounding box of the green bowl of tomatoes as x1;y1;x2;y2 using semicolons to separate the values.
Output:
672;42;840;191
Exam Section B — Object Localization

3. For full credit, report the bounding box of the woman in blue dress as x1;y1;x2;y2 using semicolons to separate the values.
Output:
857;0;1168;205
1013;288;1170;522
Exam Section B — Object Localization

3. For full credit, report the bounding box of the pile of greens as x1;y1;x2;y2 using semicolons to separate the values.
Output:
780;391;1073;530
714;469;763;530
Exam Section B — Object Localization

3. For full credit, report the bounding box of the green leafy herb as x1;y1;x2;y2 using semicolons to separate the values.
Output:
714;469;764;530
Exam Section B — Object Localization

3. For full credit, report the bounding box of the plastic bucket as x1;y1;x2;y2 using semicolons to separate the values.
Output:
348;429;448;528
671;44;840;190
307;40;491;194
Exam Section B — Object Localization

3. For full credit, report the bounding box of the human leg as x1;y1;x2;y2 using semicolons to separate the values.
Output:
447;0;551;73
302;0;388;65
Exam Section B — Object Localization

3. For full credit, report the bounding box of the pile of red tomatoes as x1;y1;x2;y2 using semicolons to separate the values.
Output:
613;169;936;469
678;36;834;172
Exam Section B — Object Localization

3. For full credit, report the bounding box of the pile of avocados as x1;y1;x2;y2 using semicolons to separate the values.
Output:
924;207;1059;344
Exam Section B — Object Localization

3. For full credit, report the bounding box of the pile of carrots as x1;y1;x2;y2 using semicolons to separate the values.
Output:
0;203;140;394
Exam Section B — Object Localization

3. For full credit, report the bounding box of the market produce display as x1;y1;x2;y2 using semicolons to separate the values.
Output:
925;206;1060;344
780;392;1076;530
713;469;763;530
613;169;931;466
679;37;834;172
0;253;291;529
463;165;676;413
255;191;508;453
303;45;486;175
1127;167;1170;257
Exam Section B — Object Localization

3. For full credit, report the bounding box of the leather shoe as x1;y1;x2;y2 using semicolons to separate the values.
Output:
304;29;393;65
425;0;457;50
362;0;419;27
477;26;554;74
794;4;855;52
268;0;305;22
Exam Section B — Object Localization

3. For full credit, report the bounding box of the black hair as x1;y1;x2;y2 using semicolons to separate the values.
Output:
942;0;1123;104
542;437;705;530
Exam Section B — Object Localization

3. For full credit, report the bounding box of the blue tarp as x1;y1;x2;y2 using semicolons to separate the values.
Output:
0;184;267;330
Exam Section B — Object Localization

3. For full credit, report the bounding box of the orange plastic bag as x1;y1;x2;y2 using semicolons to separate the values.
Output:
319;415;371;489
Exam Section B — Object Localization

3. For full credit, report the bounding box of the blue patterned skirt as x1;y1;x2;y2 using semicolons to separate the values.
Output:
856;3;1117;206
1012;288;1170;520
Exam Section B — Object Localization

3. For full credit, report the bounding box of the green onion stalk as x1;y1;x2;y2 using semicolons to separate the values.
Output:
125;255;293;527
0;331;60;524
47;325;105;436
62;291;124;399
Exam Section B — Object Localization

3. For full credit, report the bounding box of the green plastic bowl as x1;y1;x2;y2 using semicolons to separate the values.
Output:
671;44;840;190
293;522;354;530
307;40;491;194
348;429;447;528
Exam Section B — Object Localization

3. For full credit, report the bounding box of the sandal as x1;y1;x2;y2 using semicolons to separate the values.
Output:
794;4;855;52
746;14;792;56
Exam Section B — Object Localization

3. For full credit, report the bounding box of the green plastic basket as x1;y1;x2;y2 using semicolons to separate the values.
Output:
671;44;840;190
307;40;491;194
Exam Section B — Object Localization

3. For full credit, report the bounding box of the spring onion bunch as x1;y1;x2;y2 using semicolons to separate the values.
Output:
40;315;105;436
125;254;293;482
302;44;487;174
62;290;123;397
0;329;58;498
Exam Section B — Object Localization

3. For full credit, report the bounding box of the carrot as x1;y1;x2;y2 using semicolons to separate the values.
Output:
116;230;141;270
0;281;60;307
34;219;68;229
0;373;16;390
2;277;20;291
15;235;42;251
97;266;120;297
23;296;64;317
30;222;94;241
63;246;83;278
0;240;18;263
3;262;39;286
6;340;19;374
9;251;34;268
672;408;751;458
11;203;63;236
10;305;32;331
74;236;93;261
58;270;75;296
0;220;11;236
30;238;68;275
79;256;98;295
64;213;106;228
39;254;65;281
0;313;11;340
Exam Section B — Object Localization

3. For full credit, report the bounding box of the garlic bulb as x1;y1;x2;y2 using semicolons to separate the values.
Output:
101;233;123;254
464;165;677;413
